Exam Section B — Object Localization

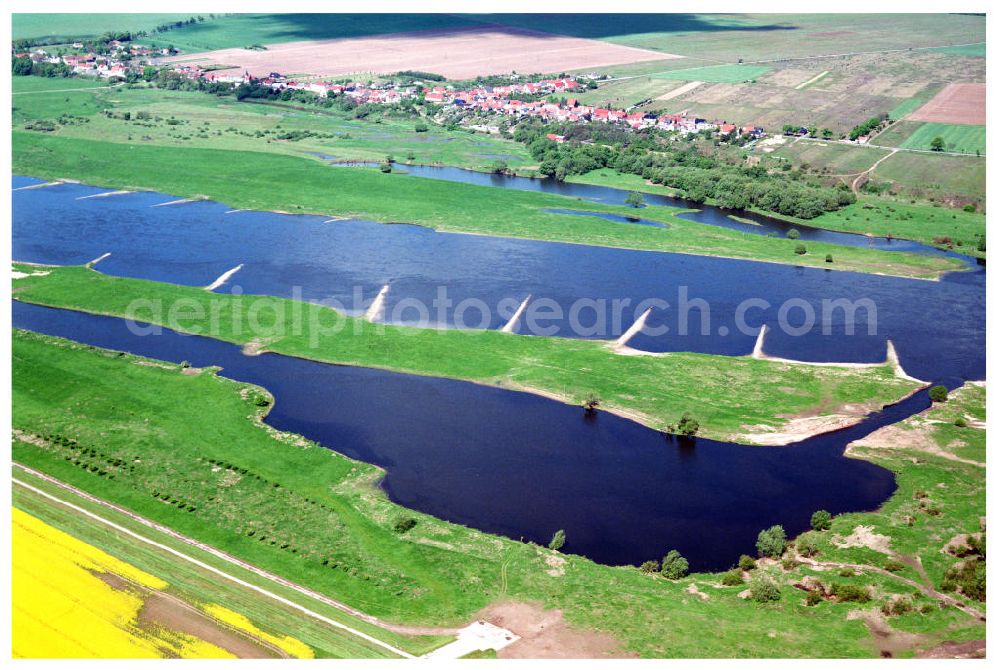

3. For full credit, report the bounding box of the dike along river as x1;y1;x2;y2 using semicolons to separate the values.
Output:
14;300;917;571
12;175;984;385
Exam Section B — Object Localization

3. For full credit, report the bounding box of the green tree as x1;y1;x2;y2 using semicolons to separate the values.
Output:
794;244;807;255
414;121;429;133
786;228;800;240
749;574;781;602
930;136;945;152
756;525;787;558
676;413;699;436
549;529;566;551
625;191;645;208
796;531;820;557
738;554;757;571
928;385;949;403
639;560;660;574
810;509;832;531
821;128;834;139
661;550;689;579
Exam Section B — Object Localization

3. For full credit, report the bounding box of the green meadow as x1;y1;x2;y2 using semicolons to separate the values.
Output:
898;123;986;155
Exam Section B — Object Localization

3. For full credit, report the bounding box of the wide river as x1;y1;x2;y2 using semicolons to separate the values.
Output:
12;168;986;569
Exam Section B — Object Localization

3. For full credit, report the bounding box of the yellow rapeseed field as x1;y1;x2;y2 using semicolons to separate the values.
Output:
203;604;316;659
12;508;235;659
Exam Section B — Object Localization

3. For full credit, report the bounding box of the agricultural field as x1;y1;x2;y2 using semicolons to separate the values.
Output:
161;25;675;80
12;13;193;42
12;473;430;658
876;121;986;155
906;83;986;125
651;64;771;83
12;506;316;658
873;151;986;206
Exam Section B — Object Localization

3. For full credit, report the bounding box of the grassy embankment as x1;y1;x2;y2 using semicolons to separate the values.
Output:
12;263;922;442
11;329;986;657
12;132;962;279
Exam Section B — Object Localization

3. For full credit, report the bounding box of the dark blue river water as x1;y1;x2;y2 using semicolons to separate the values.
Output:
12;175;985;385
13;301;916;570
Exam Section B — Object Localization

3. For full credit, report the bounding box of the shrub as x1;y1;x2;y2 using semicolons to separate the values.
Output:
625;191;645;208
639;560;660;574
583;394;601;413
954;417;968;428
549;529;566;551
794;244;807;255
825;254;833;263
810;510;833;531
928;385;949;403
721;569;744;586
756;525;787;558
830;583;871;603
786;228;800;239
881;597;913;616
805;590;823;606
839;568;856;577
942;560;986;601
738;554;757;571
796;532;821;557
414;121;429;132
749;574;782;603
661;550;689;579
884;558;905;573
393;517;418;533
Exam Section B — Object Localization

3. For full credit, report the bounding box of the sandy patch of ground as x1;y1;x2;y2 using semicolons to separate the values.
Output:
655;80;703;101
164;25;677;80
479;601;633;659
846;422;984;468
908;83;985;125
12;269;50;279
740;413;865;445
685;583;710;601
544;553;566;577
833;525;892;555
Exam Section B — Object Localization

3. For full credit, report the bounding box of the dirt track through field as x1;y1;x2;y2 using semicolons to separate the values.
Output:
907;83;985;125
163;25;678;80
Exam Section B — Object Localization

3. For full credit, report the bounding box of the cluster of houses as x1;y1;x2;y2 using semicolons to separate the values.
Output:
17;41;169;78
18;45;765;141
172;67;766;139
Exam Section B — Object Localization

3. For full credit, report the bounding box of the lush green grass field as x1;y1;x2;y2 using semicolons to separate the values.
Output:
12;480;420;658
897;123;986;155
785;198;984;257
11;80;533;171
11;329;986;656
11;132;960;279
651;64;771;83
13;13;193;41
12;264;922;442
